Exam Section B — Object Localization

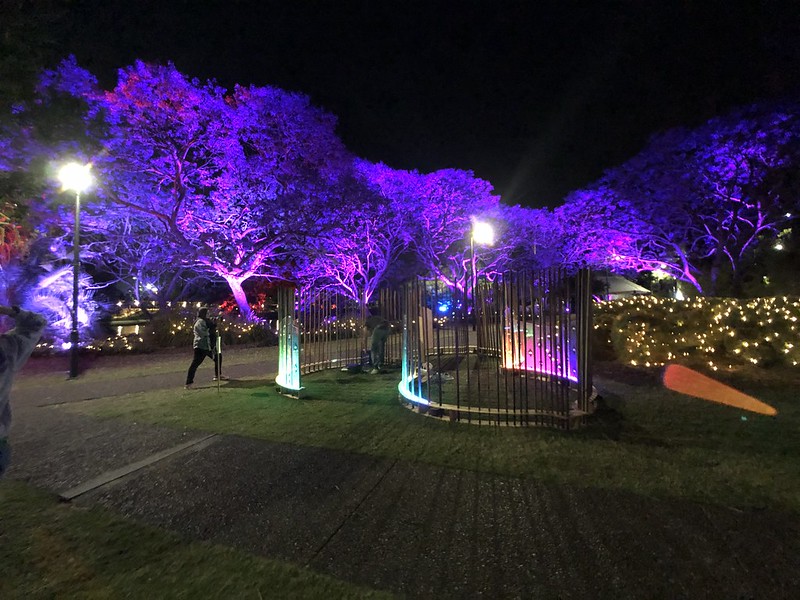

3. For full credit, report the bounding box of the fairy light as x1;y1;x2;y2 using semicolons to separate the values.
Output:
594;295;800;371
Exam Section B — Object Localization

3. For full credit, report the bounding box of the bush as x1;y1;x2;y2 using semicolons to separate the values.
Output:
593;296;800;370
37;309;278;356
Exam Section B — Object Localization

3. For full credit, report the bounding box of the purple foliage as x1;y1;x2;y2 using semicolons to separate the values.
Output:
46;59;351;319
22;56;798;316
557;98;800;294
296;159;411;306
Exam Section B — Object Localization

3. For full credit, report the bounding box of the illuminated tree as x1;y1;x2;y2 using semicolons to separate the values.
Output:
0;55;101;314
296;159;414;308
497;204;562;272
373;166;504;291
46;59;350;319
557;98;800;295
681;101;800;293
555;140;706;293
71;212;203;307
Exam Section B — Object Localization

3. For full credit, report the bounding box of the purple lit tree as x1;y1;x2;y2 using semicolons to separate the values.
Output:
47;59;350;319
391;167;504;292
557;99;800;295
71;212;204;307
682;102;800;293
203;83;349;317
497;204;561;272
296;159;412;309
0;55;102;331
555;142;706;292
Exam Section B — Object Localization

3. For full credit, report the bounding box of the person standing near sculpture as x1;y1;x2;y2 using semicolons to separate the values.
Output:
364;315;391;374
0;305;47;478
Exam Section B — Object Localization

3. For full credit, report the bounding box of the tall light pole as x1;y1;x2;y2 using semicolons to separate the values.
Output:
58;162;92;379
470;220;495;331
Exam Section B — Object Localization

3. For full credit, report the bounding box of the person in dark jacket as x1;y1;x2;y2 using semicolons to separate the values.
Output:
185;307;212;389
0;305;47;478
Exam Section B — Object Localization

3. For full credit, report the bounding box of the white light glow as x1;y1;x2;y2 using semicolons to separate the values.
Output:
472;221;495;246
58;162;92;193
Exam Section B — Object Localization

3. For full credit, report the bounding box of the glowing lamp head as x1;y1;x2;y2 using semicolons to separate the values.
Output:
471;221;495;246
58;162;92;193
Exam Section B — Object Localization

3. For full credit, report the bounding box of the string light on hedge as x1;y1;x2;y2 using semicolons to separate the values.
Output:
593;294;800;371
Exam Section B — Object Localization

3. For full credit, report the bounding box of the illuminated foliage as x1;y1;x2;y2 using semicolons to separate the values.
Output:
557;99;800;295
594;295;800;370
6;54;797;354
46;59;350;319
296;159;411;306
368;166;505;291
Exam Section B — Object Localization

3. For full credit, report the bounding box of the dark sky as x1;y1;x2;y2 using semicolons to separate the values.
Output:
52;1;800;207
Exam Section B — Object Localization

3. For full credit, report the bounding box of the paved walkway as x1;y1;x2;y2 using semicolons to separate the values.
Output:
6;348;800;599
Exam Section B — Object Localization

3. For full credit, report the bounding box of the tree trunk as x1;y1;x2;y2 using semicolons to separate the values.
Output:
708;249;725;296
359;291;368;323
159;271;183;310
224;276;253;321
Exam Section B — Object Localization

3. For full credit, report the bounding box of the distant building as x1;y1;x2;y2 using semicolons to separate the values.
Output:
594;274;651;301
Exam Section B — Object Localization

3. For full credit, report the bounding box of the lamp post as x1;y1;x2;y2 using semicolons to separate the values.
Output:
58;162;92;379
470;220;494;331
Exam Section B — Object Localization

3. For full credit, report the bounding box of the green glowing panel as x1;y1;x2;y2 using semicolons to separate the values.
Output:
276;314;302;392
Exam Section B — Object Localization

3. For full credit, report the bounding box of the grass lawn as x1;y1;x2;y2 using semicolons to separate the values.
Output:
0;481;391;599
64;364;800;515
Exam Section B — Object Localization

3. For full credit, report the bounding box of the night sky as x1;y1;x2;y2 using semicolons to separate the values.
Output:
40;1;800;207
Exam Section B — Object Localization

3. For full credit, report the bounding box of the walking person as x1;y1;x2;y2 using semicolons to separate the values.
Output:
0;305;47;478
185;307;213;389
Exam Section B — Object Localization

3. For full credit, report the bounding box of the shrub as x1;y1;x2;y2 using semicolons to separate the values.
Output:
593;296;800;370
38;309;277;356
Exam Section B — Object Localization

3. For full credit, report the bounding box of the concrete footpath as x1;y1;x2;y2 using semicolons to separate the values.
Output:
6;348;800;599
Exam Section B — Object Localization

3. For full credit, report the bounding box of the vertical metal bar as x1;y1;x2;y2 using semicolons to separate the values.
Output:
459;278;470;422
433;280;443;406
475;275;483;424
535;271;544;427
509;272;518;425
452;278;462;414
548;267;558;428
499;274;509;425
560;268;568;428
578;268;593;417
513;271;523;425
563;269;571;431
521;269;530;424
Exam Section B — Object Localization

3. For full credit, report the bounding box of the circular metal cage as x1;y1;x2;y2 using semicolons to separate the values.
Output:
275;268;594;428
398;268;595;428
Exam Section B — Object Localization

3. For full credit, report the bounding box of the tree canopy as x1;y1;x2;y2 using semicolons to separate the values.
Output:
556;99;800;295
1;54;798;334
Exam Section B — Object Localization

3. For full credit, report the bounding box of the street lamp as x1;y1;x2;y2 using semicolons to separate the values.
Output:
470;220;495;330
58;162;92;379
